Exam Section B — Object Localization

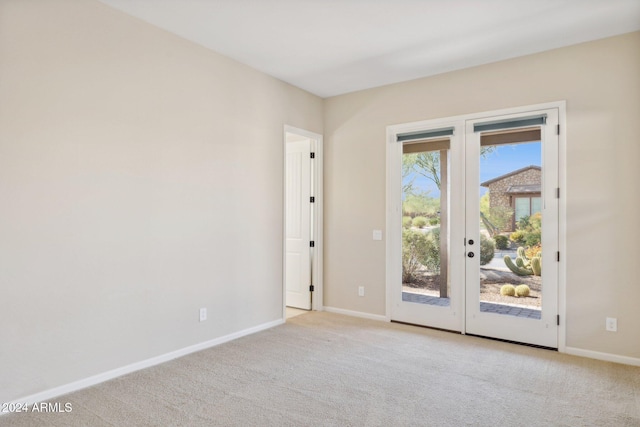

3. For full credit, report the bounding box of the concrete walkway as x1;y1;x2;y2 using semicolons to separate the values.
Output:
402;291;541;319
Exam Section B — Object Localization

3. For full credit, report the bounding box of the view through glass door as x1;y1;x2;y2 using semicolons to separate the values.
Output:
403;139;450;303
389;107;560;348
464;110;559;348
390;124;464;332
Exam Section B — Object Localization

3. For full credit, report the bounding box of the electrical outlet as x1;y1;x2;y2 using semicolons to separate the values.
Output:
200;308;207;322
358;286;365;297
606;317;617;332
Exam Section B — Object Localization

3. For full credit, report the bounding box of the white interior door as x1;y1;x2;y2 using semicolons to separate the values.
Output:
285;137;312;310
464;109;559;348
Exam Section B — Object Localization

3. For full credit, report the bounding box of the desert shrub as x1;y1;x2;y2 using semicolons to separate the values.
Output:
402;193;439;217
422;228;441;272
402;229;428;282
517;215;531;230
479;234;495;266
494;235;509;250
500;284;516;296
529;212;542;230
402;216;412;229
487;206;515;234
524;230;541;247
480;193;515;236
429;217;440;226
412;216;428;228
525;243;542;260
401;228;440;282
514;212;542;247
515;284;531;297
510;230;525;244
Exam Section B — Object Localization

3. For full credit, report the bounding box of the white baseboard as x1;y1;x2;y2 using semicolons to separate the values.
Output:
564;346;640;367
3;318;284;413
323;306;388;322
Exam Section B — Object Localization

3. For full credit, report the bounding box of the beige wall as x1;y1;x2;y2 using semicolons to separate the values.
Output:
324;32;640;359
0;0;322;402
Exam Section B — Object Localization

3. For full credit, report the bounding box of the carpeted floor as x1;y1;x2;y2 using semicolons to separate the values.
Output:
2;312;639;426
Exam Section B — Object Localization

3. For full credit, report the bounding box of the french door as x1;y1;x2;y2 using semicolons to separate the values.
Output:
388;122;465;332
388;106;560;348
464;109;559;348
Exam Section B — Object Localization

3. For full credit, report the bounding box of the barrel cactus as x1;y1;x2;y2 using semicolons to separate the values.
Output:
504;246;541;276
500;284;516;296
515;285;531;297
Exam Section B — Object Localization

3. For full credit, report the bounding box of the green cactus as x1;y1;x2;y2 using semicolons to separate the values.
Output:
515;284;531;297
504;255;533;276
500;284;516;296
505;246;542;276
531;256;542;276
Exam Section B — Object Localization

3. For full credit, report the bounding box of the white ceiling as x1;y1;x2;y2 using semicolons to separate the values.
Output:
98;0;640;98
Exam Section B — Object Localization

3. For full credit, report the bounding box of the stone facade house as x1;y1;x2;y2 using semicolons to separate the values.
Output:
481;165;541;232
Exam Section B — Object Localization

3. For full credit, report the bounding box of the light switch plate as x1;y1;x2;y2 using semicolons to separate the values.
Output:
373;230;383;241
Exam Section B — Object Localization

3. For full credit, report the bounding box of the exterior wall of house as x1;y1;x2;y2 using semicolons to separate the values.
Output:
486;168;541;231
324;32;640;360
487;168;541;210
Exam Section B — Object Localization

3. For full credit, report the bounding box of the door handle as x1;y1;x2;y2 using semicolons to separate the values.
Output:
467;252;475;258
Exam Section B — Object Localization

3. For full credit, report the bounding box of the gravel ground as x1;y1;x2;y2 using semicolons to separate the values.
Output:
403;266;541;308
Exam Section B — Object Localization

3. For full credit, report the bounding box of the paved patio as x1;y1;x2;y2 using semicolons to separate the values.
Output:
402;291;541;319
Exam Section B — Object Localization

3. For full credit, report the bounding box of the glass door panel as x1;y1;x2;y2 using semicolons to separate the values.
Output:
465;110;559;348
402;141;450;307
390;124;464;332
479;140;542;320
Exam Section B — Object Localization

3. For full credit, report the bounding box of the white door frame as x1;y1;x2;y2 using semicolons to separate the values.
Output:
386;101;567;351
283;125;324;316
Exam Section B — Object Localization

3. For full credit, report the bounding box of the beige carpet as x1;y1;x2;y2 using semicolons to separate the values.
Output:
3;312;639;426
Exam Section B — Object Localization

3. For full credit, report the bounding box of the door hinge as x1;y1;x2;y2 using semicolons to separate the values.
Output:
309;285;314;292
557;315;560;326
310;196;315;203
310;152;315;159
556;251;560;262
556;188;560;199
310;241;315;247
556;124;560;135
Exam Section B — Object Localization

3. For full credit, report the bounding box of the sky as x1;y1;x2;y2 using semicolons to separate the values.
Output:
404;142;541;198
